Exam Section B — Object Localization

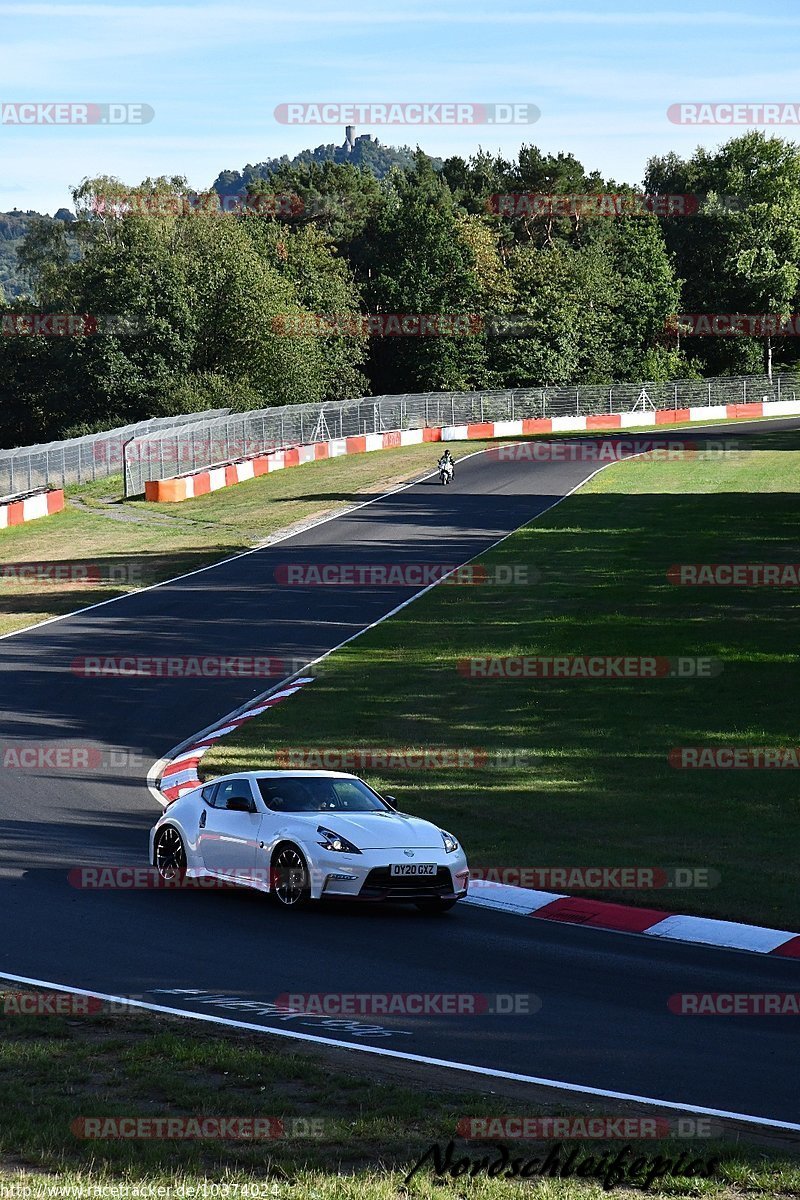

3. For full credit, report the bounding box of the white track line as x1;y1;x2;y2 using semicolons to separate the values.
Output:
0;969;798;1133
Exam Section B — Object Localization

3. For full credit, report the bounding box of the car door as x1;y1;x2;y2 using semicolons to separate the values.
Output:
197;779;262;880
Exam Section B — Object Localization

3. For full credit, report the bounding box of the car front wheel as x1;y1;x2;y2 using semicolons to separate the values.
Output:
153;826;187;883
271;844;311;909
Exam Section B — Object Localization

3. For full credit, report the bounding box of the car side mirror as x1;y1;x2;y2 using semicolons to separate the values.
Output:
227;795;255;813
384;795;398;809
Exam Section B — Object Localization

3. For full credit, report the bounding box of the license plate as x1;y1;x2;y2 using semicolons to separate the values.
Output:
390;863;436;876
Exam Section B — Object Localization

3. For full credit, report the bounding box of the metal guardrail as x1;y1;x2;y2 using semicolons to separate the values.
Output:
1;375;792;499
0;409;231;496
122;375;791;497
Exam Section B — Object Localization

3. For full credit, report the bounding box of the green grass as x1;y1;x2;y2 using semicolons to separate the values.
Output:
0;994;796;1197
203;432;800;929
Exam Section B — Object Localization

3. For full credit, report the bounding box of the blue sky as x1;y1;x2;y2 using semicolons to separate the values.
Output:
2;0;799;213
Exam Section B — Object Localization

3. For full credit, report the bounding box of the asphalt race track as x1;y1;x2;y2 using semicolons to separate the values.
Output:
1;420;799;1127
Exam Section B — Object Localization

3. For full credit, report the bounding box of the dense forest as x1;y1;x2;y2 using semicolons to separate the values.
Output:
1;131;799;448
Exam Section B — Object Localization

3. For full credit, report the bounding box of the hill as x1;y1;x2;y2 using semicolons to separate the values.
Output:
213;132;439;195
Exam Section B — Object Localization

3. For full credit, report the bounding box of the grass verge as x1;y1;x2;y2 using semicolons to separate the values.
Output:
0;991;796;1197
202;431;800;929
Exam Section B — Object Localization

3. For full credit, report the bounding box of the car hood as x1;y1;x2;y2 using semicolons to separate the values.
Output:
295;810;446;850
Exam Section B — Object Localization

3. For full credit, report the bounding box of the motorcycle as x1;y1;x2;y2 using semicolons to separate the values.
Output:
439;462;454;485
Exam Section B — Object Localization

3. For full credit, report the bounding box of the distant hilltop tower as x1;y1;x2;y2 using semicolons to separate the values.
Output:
344;125;356;153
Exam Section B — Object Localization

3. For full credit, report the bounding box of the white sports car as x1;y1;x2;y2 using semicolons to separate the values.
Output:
149;770;470;912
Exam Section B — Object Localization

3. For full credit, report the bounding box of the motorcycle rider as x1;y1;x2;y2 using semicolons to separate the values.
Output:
438;448;455;479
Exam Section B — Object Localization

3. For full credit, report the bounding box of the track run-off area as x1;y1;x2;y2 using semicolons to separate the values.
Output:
1;417;799;1133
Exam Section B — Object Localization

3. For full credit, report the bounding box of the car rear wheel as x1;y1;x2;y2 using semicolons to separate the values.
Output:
414;898;459;914
271;844;311;908
154;826;187;883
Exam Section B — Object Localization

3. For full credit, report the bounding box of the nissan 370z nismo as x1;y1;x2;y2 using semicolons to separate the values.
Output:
150;771;469;912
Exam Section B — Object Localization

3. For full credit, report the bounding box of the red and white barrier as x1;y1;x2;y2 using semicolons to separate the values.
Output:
0;488;64;529
144;397;800;503
144;429;441;502
466;881;800;957
157;678;315;804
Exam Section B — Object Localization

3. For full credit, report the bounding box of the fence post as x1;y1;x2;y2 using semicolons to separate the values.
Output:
123;438;133;498
480;395;484;422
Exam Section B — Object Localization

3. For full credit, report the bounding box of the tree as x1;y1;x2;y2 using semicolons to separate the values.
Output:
646;133;800;376
359;153;488;392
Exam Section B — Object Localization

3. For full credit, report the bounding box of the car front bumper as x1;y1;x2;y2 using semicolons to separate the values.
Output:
311;847;469;901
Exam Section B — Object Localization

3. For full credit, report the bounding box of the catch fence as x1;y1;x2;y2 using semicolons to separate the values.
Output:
0;410;230;499
122;375;790;497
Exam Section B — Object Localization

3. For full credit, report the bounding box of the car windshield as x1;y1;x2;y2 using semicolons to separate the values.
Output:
256;777;390;813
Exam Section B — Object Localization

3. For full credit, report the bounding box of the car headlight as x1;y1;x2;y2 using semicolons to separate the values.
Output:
440;829;459;854
317;826;361;854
